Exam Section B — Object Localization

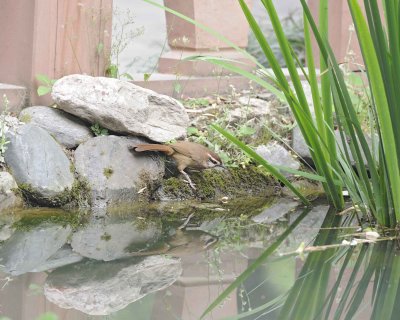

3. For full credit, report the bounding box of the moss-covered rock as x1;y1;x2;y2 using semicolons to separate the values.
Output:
17;178;91;208
154;166;278;201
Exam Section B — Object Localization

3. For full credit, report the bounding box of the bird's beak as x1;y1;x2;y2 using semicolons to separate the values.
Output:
218;164;226;169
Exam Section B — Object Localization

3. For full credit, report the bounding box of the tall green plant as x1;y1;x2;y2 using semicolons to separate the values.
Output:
143;0;400;226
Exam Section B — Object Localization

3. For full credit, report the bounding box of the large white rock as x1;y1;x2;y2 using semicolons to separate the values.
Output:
52;74;189;143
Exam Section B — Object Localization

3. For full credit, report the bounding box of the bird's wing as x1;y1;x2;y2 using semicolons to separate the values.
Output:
170;142;208;161
133;144;174;155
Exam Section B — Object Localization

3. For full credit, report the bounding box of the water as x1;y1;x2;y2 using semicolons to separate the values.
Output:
0;201;398;320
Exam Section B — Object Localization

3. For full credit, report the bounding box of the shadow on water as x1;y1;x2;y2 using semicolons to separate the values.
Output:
0;200;399;319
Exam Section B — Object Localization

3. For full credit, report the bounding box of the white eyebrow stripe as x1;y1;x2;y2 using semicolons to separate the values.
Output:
208;154;220;164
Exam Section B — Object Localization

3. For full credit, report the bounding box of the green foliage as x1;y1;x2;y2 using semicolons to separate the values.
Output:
35;313;58;320
36;74;56;96
90;123;109;136
143;0;400;317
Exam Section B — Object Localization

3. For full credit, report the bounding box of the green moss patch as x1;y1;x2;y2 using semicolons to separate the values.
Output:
12;207;85;231
157;166;278;201
17;178;91;208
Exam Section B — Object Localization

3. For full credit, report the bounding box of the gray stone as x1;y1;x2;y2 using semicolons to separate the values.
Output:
252;198;300;223
0;223;72;275
70;217;162;261
31;245;84;272
0;171;22;212
4;124;74;205
256;142;300;177
19;106;93;148
292;125;312;163
52;74;189;143
74;135;164;209
292;126;379;166
44;256;182;315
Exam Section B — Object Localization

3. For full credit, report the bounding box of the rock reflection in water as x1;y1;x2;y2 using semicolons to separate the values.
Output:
70;216;162;261
44;256;182;315
0;223;72;275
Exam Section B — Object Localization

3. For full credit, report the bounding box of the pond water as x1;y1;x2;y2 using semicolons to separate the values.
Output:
0;200;398;320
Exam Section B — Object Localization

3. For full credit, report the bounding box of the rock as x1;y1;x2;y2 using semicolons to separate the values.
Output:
31;245;84;272
70;217;162;261
19;106;93;148
252;198;300;223
4;124;75;205
0;115;23;133
292;126;312;164
52;74;189;142
74;135;165;210
0;171;22;212
0;223;72;275
44;256;182;315
256;142;300;177
292;126;379;166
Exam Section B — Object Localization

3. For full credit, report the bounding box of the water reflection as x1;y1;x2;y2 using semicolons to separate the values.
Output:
1;201;399;319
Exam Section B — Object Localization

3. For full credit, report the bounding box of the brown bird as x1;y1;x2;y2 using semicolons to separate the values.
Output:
131;141;223;189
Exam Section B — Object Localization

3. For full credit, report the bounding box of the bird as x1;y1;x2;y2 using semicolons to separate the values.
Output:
130;141;223;189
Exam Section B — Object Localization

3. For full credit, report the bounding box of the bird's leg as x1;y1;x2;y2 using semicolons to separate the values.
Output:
180;170;196;190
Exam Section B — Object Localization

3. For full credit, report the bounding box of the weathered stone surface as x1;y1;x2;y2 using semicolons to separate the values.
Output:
74;135;164;210
52;74;189;142
256;142;300;177
19;106;93;148
0;223;72;275
70;217;162;261
44;256;182;315
0;171;22;212
4;124;74;205
292;126;311;163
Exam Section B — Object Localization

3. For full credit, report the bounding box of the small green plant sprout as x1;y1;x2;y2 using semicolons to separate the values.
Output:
0;95;10;165
103;167;114;179
91;123;109;136
36;74;57;96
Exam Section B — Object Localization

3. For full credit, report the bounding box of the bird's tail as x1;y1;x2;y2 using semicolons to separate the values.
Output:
130;144;174;155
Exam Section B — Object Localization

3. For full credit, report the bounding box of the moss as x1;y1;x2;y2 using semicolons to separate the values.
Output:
12;207;84;231
104;195;276;221
69;163;76;174
157;165;278;201
103;167;114;179
19;114;32;123
101;232;112;241
61;178;92;209
17;178;91;208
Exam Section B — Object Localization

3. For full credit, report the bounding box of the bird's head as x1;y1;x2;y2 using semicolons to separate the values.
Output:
206;151;224;168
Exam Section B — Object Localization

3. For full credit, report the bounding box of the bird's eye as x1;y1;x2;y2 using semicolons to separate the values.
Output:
207;154;220;166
